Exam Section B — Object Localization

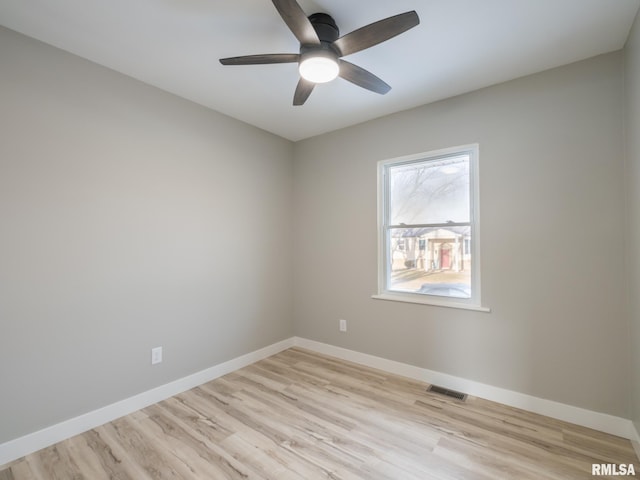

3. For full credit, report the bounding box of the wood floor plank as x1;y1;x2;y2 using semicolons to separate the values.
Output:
0;468;15;480
1;347;637;479
138;408;254;479
14;459;43;480
62;434;113;480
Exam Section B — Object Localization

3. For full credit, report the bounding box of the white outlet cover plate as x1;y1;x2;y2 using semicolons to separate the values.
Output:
151;346;163;365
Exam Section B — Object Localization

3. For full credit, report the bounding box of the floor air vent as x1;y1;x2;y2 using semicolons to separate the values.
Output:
427;385;467;401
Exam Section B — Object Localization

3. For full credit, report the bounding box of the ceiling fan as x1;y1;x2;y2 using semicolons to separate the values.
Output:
219;0;420;106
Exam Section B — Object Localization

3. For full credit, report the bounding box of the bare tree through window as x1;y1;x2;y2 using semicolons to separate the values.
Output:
381;150;475;300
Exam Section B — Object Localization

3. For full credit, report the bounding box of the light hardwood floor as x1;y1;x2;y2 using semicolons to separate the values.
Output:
1;347;637;479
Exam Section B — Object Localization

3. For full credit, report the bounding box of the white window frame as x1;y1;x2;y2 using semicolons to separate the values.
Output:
372;144;489;312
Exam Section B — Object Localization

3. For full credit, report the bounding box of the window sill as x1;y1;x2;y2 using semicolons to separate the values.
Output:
371;293;491;313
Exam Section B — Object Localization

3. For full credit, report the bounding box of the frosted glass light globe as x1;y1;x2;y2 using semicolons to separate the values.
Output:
299;55;339;83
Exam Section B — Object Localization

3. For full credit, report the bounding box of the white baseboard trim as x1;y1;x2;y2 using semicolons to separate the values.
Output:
293;337;635;440
630;422;640;462
0;338;295;467
1;335;634;468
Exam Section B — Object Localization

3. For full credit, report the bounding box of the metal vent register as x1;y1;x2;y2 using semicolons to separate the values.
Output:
427;385;467;401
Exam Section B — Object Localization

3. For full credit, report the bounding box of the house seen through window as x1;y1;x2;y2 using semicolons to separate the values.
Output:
378;145;480;307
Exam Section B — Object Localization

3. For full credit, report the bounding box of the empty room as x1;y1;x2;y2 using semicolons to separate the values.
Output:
2;0;640;478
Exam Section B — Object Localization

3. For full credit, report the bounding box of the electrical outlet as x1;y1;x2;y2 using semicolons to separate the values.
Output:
151;346;163;365
339;319;347;332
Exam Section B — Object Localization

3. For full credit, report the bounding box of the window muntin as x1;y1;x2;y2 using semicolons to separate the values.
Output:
379;145;479;306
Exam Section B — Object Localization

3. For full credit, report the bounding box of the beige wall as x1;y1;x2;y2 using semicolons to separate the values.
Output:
293;52;629;417
625;11;640;432
0;26;294;443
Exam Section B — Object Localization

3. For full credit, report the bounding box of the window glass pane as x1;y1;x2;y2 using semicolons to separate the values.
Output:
389;154;470;225
388;226;471;299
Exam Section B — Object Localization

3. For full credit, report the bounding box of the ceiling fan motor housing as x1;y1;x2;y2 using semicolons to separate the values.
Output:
300;13;341;63
308;13;340;44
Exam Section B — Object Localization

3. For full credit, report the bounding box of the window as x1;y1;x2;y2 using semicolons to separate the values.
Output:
374;144;486;311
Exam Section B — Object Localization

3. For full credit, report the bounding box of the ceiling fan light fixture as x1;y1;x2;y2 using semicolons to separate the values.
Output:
299;51;339;83
219;2;420;105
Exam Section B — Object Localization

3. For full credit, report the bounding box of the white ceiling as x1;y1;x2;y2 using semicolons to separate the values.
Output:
1;0;639;141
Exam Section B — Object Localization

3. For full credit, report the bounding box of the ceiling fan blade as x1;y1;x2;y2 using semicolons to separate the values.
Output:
333;11;419;57
272;0;320;46
219;53;300;65
339;60;391;95
293;78;315;106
